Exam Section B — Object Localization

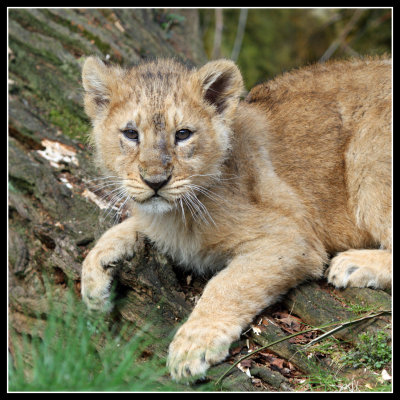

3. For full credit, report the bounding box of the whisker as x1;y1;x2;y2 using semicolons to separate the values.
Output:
98;186;127;202
85;175;124;183
188;190;217;226
185;173;239;182
124;184;146;190
103;188;128;220
187;184;223;202
182;194;197;222
163;185;188;192
179;198;186;225
214;175;240;181
186;192;208;225
89;181;126;193
112;191;131;225
170;182;220;227
188;190;216;226
103;197;124;220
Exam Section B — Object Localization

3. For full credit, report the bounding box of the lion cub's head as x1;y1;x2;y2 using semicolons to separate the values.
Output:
82;57;243;214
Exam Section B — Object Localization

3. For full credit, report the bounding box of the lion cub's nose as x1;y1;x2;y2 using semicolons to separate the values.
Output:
141;175;171;192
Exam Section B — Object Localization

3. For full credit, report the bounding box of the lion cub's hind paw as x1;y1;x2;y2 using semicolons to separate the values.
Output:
326;249;391;290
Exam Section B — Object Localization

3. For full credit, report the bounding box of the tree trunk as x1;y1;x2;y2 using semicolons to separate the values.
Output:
8;8;391;392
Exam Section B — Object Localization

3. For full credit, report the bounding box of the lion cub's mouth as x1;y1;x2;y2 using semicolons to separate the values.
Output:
137;193;166;204
135;192;174;214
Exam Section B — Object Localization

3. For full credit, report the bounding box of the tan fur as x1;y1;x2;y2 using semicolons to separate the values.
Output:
80;56;392;380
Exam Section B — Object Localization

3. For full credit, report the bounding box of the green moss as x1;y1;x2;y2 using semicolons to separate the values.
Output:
9;9;49;34
81;29;112;55
329;289;387;316
9;36;69;96
40;9;112;56
9;177;35;196
48;107;89;141
10;36;63;69
9;35;90;143
8;181;18;194
10;9;89;58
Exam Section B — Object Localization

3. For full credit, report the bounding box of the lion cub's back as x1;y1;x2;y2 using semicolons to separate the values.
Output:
245;57;391;252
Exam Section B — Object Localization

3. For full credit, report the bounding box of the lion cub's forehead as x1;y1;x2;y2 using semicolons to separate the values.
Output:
119;60;199;130
131;60;193;103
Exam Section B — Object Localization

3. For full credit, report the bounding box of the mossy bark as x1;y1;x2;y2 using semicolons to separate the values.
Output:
284;282;391;341
8;8;391;392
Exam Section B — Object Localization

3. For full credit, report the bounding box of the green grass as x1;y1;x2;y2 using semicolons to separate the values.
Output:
8;288;205;392
364;383;392;392
298;327;392;392
300;368;352;392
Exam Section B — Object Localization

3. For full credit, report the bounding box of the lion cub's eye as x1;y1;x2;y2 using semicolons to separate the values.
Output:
175;129;192;142
122;129;139;141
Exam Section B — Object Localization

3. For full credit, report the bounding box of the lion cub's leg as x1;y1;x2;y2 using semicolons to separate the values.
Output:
327;249;391;290
334;123;392;290
167;235;325;380
81;217;138;312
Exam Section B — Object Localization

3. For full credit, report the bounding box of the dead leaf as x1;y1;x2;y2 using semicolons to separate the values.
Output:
230;345;243;356
270;357;285;370
240;359;253;369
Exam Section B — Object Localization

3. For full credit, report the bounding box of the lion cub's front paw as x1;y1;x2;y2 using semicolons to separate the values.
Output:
81;250;116;313
167;318;241;381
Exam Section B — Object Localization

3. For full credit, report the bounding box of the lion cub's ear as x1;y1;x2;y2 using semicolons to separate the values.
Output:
82;56;123;121
195;59;244;120
197;59;243;118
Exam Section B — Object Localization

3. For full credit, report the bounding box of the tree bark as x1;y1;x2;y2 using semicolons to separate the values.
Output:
8;8;254;391
8;8;391;391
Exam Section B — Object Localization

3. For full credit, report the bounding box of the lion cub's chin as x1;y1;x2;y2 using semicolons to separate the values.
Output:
135;196;174;214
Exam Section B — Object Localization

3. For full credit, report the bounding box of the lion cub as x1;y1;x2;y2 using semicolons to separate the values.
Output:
81;56;391;380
